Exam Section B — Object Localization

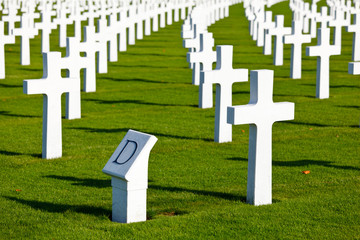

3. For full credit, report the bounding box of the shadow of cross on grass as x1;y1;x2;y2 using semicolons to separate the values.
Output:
4;196;110;217
0;110;40;118
84;98;197;108
45;175;110;188
227;158;360;171
149;184;246;202
70;127;213;142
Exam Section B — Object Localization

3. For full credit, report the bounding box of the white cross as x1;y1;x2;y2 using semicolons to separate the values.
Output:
306;27;341;99
35;4;57;53
12;13;38;66
187;32;216;86
23;52;80;159
227;70;295;206
79;26;101;92
201;45;248;143
54;7;72;48
284;20;312;79
2;2;21;35
268;15;291;66
262;11;275;55
329;8;349;47
188;32;217;107
346;13;360;61
308;3;319;38
315;6;333;29
0;21;15;79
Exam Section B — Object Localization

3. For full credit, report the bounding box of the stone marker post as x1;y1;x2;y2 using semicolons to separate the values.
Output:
103;130;158;223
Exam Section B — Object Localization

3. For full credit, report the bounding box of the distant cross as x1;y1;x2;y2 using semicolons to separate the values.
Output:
303;2;311;33
35;4;57;52
79;26;101;92
63;37;95;119
227;70;295;206
187;32;216;87
2;2;21;35
187;32;217;107
284;20;312;79
201;46;248;143
306;27;341;99
262;11;275;55
329;8;348;47
0;21;15;79
315;6;333;29
308;3;319;38
54;7;72;48
23;52;80;159
118;9;129;52
257;10;270;47
268;15;291;66
346;13;360;61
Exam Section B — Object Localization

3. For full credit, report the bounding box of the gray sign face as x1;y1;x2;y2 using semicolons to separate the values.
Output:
102;129;157;180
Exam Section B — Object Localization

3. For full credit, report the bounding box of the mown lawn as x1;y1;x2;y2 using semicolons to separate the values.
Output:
1;2;359;239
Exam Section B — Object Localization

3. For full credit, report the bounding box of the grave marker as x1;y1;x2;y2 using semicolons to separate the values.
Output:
284;20;312;79
23;52;80;159
103;129;158;223
268;15;291;66
0;21;15;79
227;70;295;206
201;45;248;143
306;27;341;99
346;13;360;61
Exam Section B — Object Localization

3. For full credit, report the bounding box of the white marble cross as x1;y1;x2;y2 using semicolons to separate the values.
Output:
201;45;248;143
329;8;349;47
346;13;360;61
308;3;319;38
35;3;57;53
12;13;38;66
188;32;217;107
23;52;80;159
316;6;333;29
262;11;275;55
268;15;291;66
54;7;72;48
306;27;341;99
227;69;295;206
79;26;100;92
0;21;15;79
187;32;216;87
284;20;312;79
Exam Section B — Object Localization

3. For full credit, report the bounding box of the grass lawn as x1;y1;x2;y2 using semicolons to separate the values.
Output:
1;2;359;239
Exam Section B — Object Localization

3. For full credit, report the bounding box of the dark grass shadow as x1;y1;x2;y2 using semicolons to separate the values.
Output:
336;105;360;110
0;83;22;88
273;93;315;99
284;121;359;128
149;184;246;202
228;157;360;171
70;127;213;142
83;98;197;108
4;196;110;217
123;52;184;58
44;175;110;188
0;149;42;158
330;85;360;89
0;111;40;118
101;76;173;84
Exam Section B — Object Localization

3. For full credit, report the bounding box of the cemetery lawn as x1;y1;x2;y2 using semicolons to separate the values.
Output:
1;2;359;239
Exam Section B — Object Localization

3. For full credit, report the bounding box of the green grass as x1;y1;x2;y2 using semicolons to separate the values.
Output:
1;2;360;239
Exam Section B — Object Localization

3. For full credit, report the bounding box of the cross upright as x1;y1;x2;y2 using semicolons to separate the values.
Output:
262;11;275;55
315;6;333;29
0;21;15;79
329;8;348;47
23;52;80;159
201;45;248;143
256;10;270;47
306;27;341;99
349;62;360;75
187;32;216;87
284;20;312;79
188;32;217;107
13;13;39;66
268;15;291;66
63;37;96;119
227;70;295;206
346;13;360;61
35;3;57;53
78;25;101;92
